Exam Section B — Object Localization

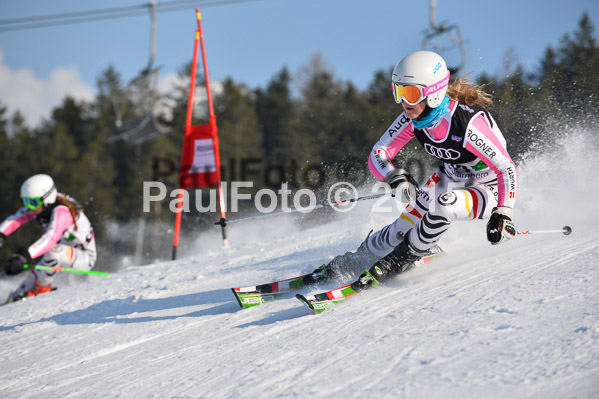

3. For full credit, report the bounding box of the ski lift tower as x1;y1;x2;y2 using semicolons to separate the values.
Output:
421;0;467;79
106;1;172;264
107;0;171;145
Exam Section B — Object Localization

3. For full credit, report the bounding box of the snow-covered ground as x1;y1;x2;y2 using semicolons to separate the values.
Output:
0;133;598;398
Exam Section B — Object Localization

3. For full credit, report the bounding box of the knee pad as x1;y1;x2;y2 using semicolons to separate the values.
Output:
431;191;460;220
433;187;490;222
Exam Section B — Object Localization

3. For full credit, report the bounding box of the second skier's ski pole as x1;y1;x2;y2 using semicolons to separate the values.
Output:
24;264;110;276
517;226;572;236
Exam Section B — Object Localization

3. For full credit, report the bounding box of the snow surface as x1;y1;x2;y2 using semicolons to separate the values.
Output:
1;133;598;398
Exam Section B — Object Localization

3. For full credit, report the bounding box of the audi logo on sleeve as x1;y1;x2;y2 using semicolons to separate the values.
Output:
424;143;461;160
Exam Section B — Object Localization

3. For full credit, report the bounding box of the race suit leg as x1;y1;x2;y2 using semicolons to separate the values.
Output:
8;241;97;300
34;241;97;285
366;167;499;255
317;231;380;281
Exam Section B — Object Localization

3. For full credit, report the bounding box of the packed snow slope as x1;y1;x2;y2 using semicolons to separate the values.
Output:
1;133;598;399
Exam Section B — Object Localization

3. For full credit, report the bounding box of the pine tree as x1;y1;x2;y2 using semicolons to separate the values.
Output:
213;78;264;185
254;67;295;166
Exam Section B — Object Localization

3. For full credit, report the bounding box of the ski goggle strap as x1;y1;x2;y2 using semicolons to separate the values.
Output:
22;197;43;210
392;71;451;105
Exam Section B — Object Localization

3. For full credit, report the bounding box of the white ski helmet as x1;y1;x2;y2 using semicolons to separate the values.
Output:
391;50;450;108
20;174;57;210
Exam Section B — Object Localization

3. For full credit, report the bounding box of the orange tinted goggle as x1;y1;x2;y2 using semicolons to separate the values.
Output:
391;84;425;105
391;71;451;105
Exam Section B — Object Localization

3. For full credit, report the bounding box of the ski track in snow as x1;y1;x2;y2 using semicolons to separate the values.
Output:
1;134;599;398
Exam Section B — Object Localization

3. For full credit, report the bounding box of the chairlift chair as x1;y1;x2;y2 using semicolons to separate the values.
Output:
421;0;467;79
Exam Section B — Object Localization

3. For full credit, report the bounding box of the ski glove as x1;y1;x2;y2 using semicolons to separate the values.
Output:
486;207;516;245
4;248;32;275
0;232;5;249
385;169;419;203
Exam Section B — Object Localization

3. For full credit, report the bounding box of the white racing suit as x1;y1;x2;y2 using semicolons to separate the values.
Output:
0;193;96;299
366;100;518;256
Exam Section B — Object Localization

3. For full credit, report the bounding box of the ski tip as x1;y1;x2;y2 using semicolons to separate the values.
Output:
295;294;315;311
231;288;244;309
563;226;572;235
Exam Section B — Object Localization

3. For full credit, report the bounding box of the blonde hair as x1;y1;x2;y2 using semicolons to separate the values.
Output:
56;194;81;231
447;77;493;108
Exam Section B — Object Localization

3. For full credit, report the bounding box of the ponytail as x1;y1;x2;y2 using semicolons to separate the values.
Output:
447;77;493;108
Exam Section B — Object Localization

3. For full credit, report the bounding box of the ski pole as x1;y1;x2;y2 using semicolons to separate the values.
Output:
24;264;110;276
517;226;572;236
216;192;387;227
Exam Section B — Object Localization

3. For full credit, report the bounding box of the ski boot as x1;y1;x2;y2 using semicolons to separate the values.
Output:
26;279;54;297
351;233;437;292
6;272;54;303
302;264;332;285
305;241;379;284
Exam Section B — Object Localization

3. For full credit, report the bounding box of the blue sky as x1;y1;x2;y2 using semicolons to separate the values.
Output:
1;0;598;126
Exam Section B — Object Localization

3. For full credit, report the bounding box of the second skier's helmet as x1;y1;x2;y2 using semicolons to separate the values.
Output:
20;174;57;210
391;50;450;108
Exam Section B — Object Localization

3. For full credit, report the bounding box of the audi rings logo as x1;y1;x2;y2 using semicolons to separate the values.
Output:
424;143;460;160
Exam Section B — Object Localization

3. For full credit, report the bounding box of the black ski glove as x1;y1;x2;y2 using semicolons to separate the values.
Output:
0;232;6;249
385;169;419;203
4;248;32;275
486;207;516;245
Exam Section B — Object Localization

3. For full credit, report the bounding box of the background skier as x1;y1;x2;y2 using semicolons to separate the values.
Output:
0;174;97;303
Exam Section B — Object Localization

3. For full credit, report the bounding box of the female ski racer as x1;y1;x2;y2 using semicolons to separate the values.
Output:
0;174;97;302
308;50;517;289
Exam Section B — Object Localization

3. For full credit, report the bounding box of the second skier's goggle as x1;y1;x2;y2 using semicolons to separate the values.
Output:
22;196;43;210
391;71;451;105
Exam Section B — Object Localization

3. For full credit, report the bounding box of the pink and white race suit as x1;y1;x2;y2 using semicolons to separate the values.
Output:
0;193;96;292
365;100;518;255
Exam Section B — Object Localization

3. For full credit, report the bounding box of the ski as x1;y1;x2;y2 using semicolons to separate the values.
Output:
297;251;442;314
232;273;319;309
1;287;57;306
296;270;379;314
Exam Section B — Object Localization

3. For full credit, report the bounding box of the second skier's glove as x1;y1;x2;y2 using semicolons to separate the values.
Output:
486;207;516;245
385;169;419;203
0;232;5;249
4;248;32;275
